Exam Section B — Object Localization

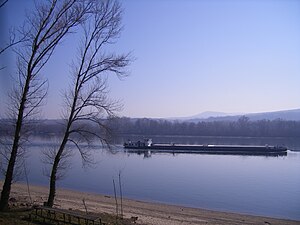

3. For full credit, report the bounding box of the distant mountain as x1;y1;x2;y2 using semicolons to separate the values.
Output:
187;108;300;122
168;111;238;121
190;111;237;119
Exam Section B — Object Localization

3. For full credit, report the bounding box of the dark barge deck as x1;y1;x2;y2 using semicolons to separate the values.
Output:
123;141;288;156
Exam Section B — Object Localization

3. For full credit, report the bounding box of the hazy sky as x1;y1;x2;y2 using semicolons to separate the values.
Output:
1;0;300;119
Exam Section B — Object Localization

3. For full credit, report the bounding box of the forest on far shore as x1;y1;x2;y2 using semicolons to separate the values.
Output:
107;116;300;137
1;116;299;138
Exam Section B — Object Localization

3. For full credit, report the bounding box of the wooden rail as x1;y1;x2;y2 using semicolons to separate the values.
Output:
29;206;104;225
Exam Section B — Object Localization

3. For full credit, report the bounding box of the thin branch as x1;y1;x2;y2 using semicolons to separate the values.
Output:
0;0;8;8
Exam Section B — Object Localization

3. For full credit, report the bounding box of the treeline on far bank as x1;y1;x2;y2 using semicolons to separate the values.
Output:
0;116;300;138
107;116;300;138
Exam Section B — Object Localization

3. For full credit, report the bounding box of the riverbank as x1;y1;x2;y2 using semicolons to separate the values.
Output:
1;181;299;225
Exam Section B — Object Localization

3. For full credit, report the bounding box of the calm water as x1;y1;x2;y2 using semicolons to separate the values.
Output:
4;136;300;220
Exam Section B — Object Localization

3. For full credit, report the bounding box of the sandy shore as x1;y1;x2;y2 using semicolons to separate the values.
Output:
2;181;299;225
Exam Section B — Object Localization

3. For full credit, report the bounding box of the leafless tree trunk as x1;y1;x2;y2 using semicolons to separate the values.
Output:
0;0;91;211
45;0;130;207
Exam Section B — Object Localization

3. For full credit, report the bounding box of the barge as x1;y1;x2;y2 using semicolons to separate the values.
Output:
123;139;287;156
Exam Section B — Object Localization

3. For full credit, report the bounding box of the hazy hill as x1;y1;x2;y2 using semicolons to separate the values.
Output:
187;108;300;122
168;111;237;121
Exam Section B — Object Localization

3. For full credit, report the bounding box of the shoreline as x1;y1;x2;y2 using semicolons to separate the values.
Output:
1;181;299;225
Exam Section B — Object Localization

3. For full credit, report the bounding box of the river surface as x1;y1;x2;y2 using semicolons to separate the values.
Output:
2;136;300;220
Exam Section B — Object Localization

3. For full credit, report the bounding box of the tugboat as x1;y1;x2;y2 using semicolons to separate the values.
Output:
124;139;287;156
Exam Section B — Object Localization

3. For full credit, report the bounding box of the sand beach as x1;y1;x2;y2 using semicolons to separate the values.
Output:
1;181;299;225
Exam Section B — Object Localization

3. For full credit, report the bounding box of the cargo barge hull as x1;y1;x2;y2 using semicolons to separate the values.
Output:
123;141;287;156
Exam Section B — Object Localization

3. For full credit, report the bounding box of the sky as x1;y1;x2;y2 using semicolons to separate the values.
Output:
1;0;300;119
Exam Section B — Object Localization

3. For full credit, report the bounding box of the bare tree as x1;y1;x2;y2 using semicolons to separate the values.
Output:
45;0;130;207
0;0;93;211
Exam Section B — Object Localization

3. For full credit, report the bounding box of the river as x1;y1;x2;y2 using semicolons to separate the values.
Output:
2;135;300;220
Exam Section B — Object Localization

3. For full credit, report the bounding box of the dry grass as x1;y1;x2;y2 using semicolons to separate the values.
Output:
0;206;141;225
